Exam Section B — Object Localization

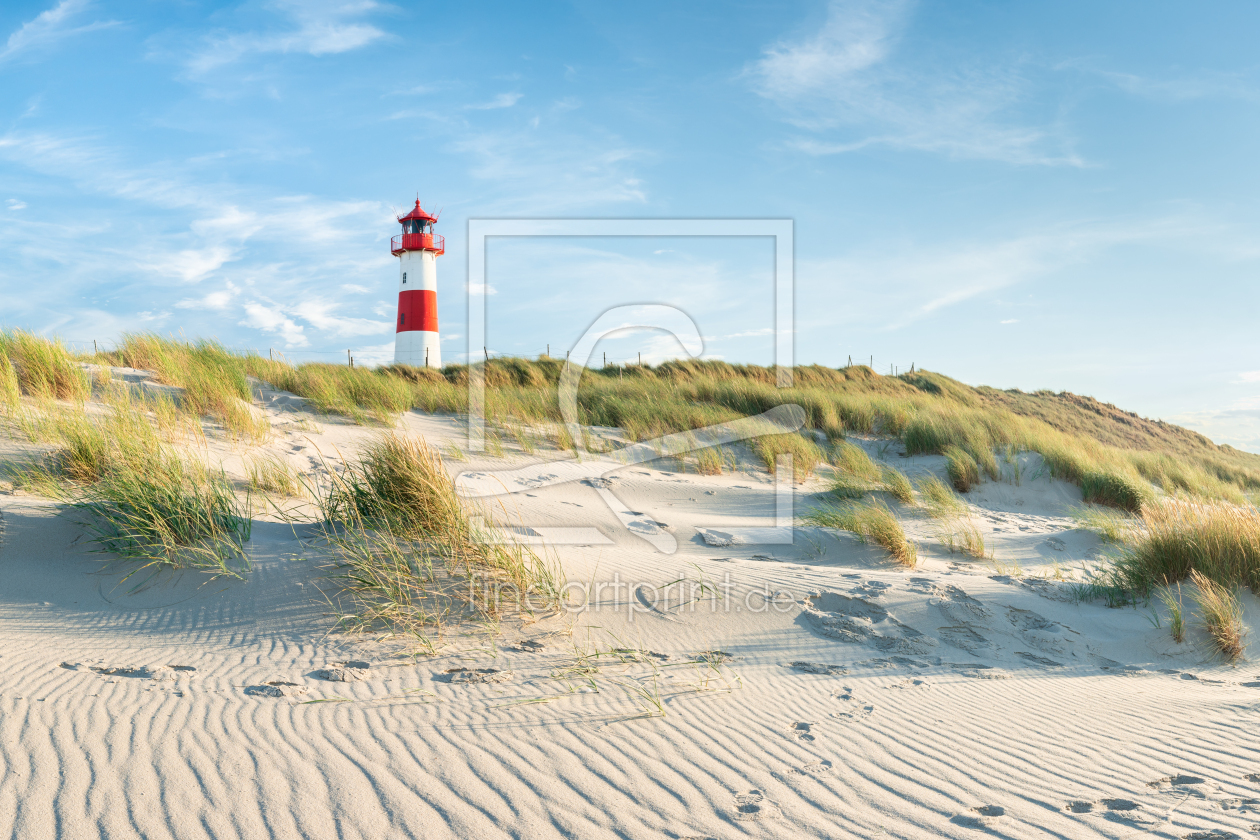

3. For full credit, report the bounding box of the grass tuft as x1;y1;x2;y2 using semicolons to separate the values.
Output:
756;433;822;479
828;440;881;499
695;446;724;476
247;456;301;497
943;445;981;493
918;474;966;519
1188;569;1245;661
74;456;252;579
802;499;917;567
309;434;563;638
0;352;20;410
0;330;90;402
1157;584;1185;644
1081;470;1149;513
880;465;915;504
1106;498;1260;595
937;518;988;559
1069;504;1138;544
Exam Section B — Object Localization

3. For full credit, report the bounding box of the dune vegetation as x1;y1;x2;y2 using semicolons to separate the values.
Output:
802;499;918;567
5;329;1260;603
307;433;563;637
5;332;1252;513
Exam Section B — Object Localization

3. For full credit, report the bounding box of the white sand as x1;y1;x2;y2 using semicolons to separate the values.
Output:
2;378;1259;838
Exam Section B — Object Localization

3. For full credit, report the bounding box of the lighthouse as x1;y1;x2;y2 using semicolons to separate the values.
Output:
391;199;444;367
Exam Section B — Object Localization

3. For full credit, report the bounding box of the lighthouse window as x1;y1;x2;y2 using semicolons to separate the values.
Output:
402;272;407;284
400;314;405;325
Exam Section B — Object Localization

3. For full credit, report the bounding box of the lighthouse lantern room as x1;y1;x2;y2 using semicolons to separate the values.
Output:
391;199;444;367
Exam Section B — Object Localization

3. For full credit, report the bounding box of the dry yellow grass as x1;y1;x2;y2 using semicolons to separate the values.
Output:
1188;569;1245;661
1108;498;1260;593
802;500;918;567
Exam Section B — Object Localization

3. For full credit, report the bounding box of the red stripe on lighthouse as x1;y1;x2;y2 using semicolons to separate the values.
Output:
397;289;438;333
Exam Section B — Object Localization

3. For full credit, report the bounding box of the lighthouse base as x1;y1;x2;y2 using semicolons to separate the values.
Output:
394;330;441;368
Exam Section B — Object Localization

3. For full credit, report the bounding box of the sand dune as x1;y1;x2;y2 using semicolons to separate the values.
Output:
2;385;1258;839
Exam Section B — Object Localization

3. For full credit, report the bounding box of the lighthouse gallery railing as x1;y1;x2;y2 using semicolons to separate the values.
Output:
391;233;445;256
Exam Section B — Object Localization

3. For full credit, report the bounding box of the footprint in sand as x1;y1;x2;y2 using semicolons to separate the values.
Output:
831;690;874;723
795;760;833;775
946;663;1012;680
1182;831;1241;839
1007;607;1070;655
444;668;513;684
1148;774;1207;789
789;661;848;676
787;721;816;741
938;624;991;653
803;593;937;655
732;789;779;821
934;585;992;624
887;677;930;689
950;805;1005;829
312;661;371;682
1065;799;1141;814
89;665;177;681
245;681;307;698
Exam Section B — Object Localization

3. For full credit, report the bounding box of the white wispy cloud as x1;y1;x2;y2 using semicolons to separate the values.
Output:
466;282;497;296
292;300;392;336
140;246;238;284
800;213;1236;332
749;0;1082;166
453;130;647;212
1000;319;1019;324
6;199;26;210
467;93;523;110
718;327;774;339
187;0;387;74
0;128;397;351
174;282;240;311
0;0;118;65
240;302;308;347
1061;60;1260;103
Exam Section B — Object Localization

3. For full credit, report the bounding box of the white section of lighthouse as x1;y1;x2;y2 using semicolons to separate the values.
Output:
391;199;444;367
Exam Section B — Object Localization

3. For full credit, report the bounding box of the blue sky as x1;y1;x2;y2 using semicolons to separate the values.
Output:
2;1;1259;451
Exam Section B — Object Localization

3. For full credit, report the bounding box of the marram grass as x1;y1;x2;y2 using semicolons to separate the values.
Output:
307;434;564;638
802;500;918;567
5;331;1260;512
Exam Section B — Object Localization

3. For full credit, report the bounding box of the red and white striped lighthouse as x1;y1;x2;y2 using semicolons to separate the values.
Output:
391;199;444;367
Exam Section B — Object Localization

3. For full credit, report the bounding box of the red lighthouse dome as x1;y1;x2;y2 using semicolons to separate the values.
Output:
391;200;444;256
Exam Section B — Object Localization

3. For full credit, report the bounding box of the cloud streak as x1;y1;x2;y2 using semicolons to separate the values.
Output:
749;0;1083;166
0;0;118;65
186;0;387;74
